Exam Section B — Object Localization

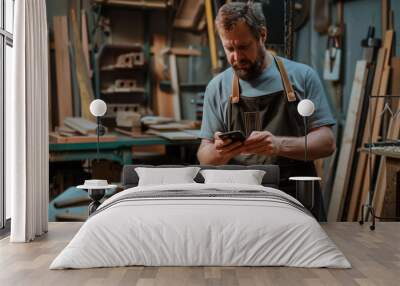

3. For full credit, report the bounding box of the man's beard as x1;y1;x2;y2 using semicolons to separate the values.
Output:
232;46;266;81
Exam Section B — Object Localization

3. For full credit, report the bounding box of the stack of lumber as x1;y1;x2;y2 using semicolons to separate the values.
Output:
50;117;116;144
328;1;398;221
51;8;94;130
145;120;200;141
350;30;395;222
146;130;200;141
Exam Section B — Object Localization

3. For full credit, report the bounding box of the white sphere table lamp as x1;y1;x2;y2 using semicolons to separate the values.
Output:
76;99;116;215
90;99;107;162
297;99;315;161
290;99;321;211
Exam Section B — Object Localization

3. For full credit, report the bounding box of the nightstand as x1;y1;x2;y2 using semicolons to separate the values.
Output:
77;180;117;215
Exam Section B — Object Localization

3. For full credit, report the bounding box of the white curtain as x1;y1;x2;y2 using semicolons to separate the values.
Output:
7;0;49;242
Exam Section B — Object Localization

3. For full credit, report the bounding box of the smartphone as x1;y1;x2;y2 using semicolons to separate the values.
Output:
218;130;246;142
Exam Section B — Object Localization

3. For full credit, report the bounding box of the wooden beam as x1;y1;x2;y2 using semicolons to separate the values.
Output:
93;0;171;9
328;60;368;221
150;46;202;57
81;10;91;77
205;0;218;72
53;16;73;127
70;9;95;121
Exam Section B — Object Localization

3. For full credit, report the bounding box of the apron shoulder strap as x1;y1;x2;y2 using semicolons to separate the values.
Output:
273;56;297;102
230;73;240;104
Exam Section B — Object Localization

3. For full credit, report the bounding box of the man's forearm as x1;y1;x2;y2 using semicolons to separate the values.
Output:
277;129;335;160
197;142;231;165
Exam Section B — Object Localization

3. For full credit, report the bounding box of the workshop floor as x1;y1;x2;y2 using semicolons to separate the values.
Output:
0;222;399;286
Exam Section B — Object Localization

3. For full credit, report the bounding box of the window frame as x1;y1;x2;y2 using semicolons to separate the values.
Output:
1;0;13;230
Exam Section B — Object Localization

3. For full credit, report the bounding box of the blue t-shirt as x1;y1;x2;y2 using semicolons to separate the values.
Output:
199;57;336;140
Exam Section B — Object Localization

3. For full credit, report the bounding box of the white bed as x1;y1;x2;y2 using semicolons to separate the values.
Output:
50;183;351;269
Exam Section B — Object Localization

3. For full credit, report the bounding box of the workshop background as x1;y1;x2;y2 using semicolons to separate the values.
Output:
45;0;400;222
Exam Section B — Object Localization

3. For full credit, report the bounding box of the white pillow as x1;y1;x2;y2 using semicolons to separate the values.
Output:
200;169;266;185
135;167;201;186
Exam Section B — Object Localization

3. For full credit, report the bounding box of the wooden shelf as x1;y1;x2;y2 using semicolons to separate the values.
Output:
101;88;146;94
100;65;145;72
94;0;173;9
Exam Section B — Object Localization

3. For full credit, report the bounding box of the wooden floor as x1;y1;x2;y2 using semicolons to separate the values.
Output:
0;222;399;286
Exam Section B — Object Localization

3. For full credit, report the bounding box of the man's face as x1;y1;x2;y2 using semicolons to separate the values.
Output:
219;21;266;80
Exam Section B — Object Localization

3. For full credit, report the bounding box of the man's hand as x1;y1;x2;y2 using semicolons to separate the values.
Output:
242;131;281;156
197;132;244;165
214;131;244;157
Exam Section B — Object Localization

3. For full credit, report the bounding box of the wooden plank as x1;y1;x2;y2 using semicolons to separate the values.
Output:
371;66;390;134
150;46;202;57
152;34;174;117
169;54;181;121
382;30;393;67
205;0;218;72
53;16;73;127
371;48;387;97
328;60;368;221
374;158;387;217
170;47;201;57
70;9;95;121
81;10;91;77
93;0;171;9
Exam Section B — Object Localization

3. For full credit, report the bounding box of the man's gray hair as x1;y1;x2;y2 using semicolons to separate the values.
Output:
215;1;266;40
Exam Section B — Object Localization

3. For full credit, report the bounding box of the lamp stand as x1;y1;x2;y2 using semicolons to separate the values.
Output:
304;117;308;161
96;117;100;162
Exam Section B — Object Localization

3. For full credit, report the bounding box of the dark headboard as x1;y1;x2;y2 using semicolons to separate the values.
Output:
122;165;280;189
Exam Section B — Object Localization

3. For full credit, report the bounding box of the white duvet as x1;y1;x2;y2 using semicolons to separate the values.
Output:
50;183;351;269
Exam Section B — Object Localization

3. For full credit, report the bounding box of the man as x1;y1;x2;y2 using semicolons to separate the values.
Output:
197;2;336;221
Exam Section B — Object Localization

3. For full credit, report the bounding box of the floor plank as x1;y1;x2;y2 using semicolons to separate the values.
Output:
0;222;399;286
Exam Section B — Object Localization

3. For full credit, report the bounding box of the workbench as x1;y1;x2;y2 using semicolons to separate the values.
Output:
49;135;200;165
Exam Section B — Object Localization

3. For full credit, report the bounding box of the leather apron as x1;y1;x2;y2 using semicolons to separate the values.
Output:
227;56;326;221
